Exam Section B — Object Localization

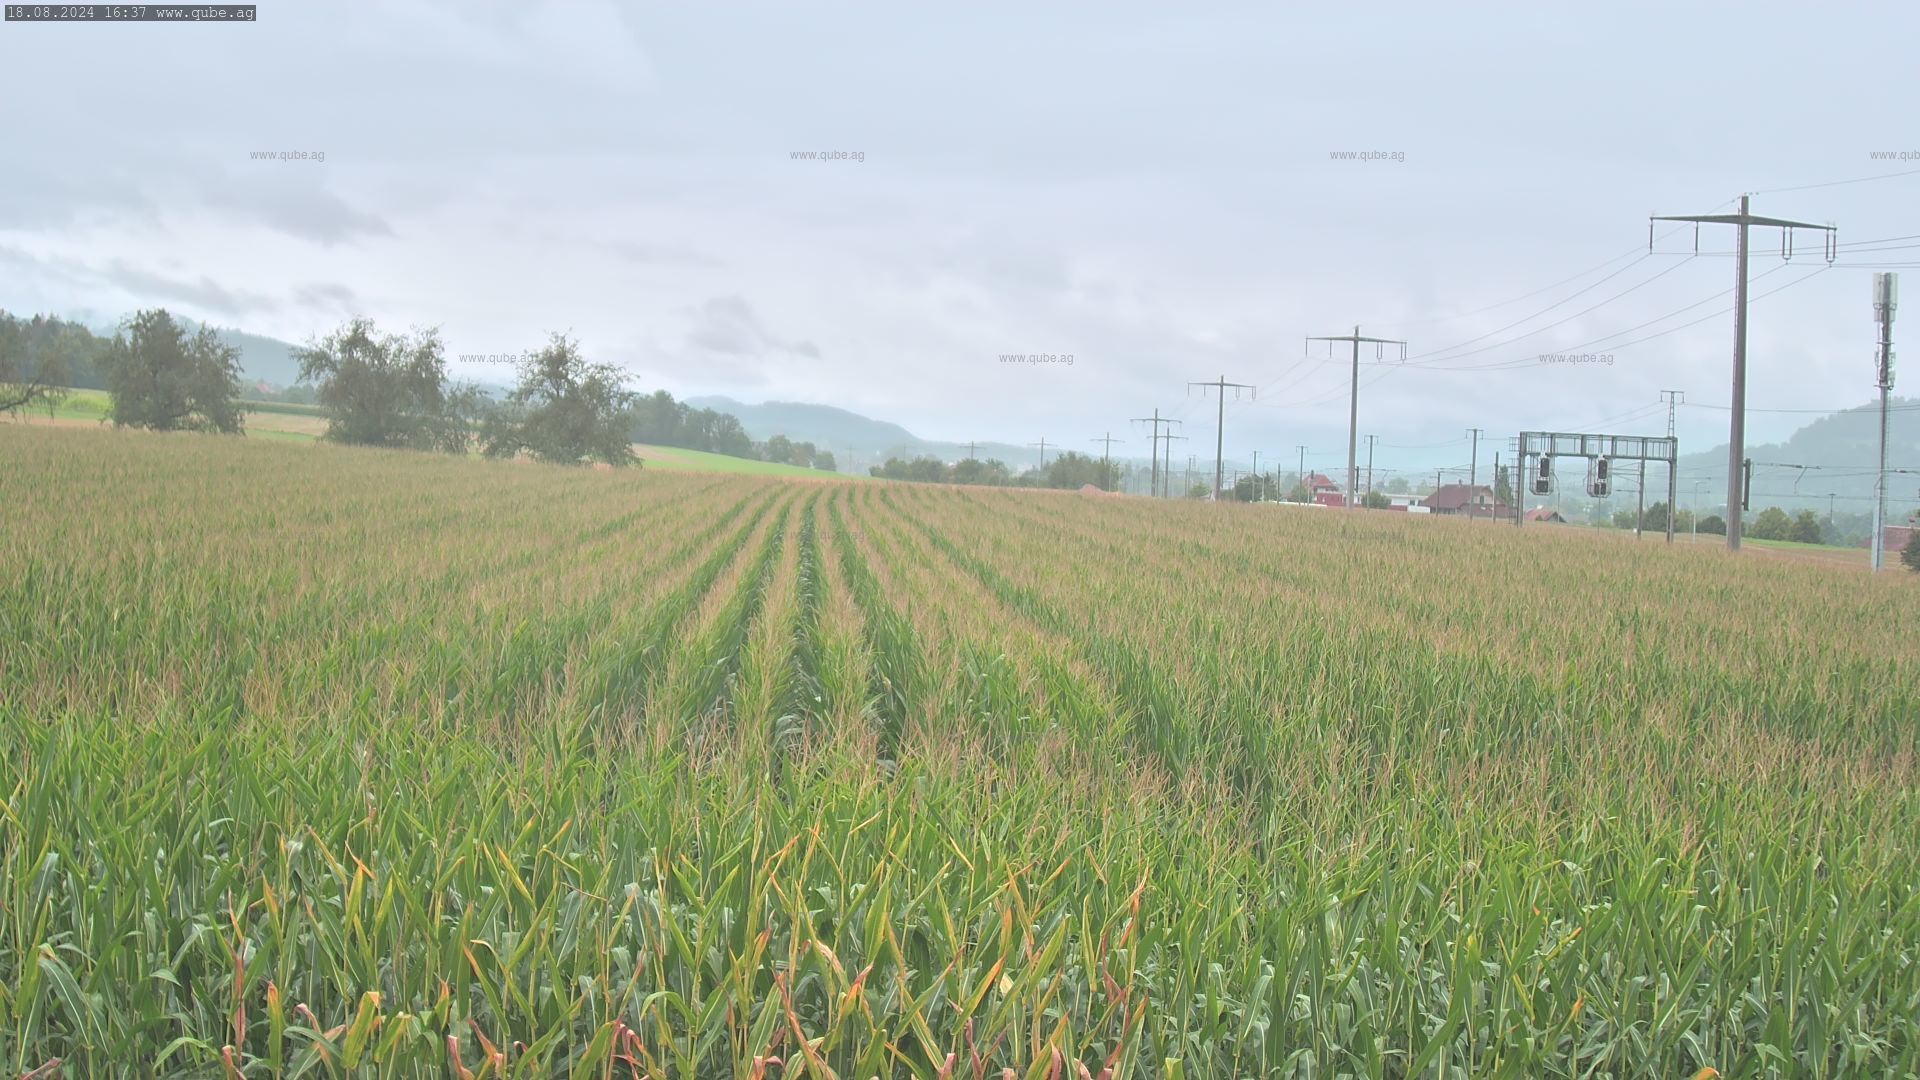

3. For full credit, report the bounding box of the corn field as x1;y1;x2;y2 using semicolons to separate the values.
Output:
2;425;1918;1078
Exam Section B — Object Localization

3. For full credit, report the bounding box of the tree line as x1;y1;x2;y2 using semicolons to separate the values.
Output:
1;310;833;470
867;452;1123;490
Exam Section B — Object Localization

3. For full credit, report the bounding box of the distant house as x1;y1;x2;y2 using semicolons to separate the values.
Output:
1382;493;1430;513
1306;472;1345;507
1858;524;1916;555
1424;483;1510;518
1525;507;1566;523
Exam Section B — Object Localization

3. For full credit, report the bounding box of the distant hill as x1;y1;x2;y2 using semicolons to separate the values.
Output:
62;312;308;389
1676;398;1920;516
685;395;1043;468
212;325;305;388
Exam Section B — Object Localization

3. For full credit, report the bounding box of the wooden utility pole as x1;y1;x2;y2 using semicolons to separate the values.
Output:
1030;437;1050;469
1187;374;1256;499
1650;197;1835;550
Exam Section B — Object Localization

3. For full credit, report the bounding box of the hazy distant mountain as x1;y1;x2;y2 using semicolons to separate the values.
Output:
214;326;305;387
1672;398;1920;515
685;396;1045;468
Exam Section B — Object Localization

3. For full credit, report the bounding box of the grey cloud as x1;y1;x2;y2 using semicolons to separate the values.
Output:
685;295;822;361
221;185;394;247
293;282;361;310
96;261;279;318
0;245;275;320
609;241;726;269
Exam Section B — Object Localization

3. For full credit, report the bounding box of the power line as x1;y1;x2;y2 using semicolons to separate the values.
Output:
1751;167;1920;195
1385;261;1823;374
1683;399;1920;414
1368;214;1730;332
1403;254;1666;364
1398;257;1700;368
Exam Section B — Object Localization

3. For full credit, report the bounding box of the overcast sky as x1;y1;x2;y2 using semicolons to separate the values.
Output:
2;2;1915;479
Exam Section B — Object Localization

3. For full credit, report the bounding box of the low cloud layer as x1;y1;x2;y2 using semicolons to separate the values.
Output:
2;0;1915;473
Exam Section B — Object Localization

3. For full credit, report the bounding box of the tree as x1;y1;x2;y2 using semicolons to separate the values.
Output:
813;450;837;472
104;309;244;433
1187;482;1210;499
1901;530;1920;573
1362;490;1391;509
630;390;683;446
710;414;753;458
1788;510;1824;545
1386;477;1410;495
1698;514;1726;535
1747;506;1792;541
0;313;72;415
791;440;816;469
764;434;794;464
950;457;1009;486
483;334;637;466
1286;481;1312;502
296;318;475;452
1493;464;1514;508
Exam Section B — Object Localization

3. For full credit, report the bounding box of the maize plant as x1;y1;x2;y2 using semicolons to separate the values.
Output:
1;425;1917;1077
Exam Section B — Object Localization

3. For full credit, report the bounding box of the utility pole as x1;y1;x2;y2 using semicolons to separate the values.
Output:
1296;445;1308;497
1651;196;1835;551
1660;389;1684;439
1090;432;1124;492
966;440;978;461
1636;457;1647;539
1660;389;1684;544
1363;434;1379;504
1251;450;1261;499
1030;437;1050;469
1492;452;1501;522
1467;427;1483;519
1306;327;1408;510
1130;410;1182;498
1185;455;1194;498
1872;273;1898;571
1165;433;1187;498
1187;374;1257;500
